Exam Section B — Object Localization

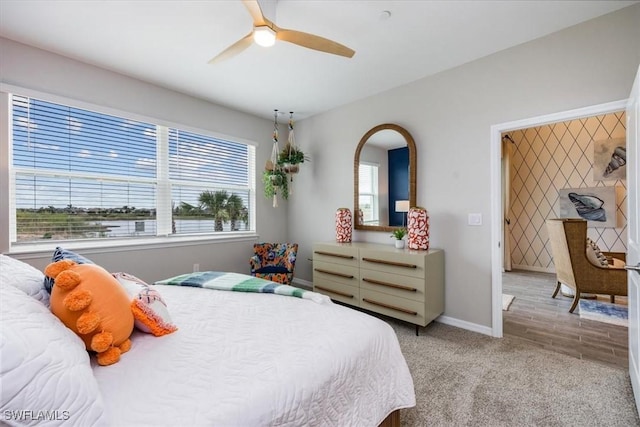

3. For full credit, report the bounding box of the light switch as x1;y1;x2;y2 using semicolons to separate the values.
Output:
468;213;482;226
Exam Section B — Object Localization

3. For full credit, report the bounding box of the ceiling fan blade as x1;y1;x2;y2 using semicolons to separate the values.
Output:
208;32;254;64
242;0;266;26
276;28;355;58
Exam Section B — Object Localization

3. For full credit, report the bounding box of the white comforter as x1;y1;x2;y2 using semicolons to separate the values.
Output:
92;284;415;426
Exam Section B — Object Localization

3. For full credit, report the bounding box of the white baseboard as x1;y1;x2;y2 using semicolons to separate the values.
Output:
436;315;493;337
511;264;555;274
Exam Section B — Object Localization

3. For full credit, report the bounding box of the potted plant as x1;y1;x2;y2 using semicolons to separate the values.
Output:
262;169;289;200
391;228;407;249
278;142;306;173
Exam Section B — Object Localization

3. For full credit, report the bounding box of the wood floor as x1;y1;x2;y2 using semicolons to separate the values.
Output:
502;269;628;369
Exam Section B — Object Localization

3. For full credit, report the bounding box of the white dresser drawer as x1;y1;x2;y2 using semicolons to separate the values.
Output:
314;279;359;305
313;260;359;287
313;244;359;268
360;269;425;302
360;249;425;279
360;289;426;326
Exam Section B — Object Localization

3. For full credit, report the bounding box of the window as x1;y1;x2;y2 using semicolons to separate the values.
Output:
358;162;379;224
10;94;255;245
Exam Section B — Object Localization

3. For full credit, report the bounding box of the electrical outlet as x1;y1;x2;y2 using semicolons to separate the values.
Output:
193;263;199;272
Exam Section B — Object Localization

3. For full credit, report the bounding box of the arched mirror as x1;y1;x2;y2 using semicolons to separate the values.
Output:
354;123;416;232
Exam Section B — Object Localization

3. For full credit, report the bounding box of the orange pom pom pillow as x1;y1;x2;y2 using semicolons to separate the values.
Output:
45;260;134;366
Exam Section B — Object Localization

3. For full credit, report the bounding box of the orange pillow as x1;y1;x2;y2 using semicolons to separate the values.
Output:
45;260;134;366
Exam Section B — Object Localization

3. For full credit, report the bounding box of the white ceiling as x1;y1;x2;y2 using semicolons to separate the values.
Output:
0;1;637;120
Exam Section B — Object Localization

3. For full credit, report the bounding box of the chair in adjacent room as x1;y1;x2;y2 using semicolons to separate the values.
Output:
545;218;627;313
250;243;299;285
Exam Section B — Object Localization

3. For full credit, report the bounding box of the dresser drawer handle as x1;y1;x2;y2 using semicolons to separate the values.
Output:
362;257;417;269
314;251;355;259
362;278;417;292
315;285;354;299
362;298;418;315
314;268;354;279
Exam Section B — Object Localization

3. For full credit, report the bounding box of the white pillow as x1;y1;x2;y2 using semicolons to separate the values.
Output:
0;254;49;306
0;284;107;426
585;238;608;267
112;272;177;337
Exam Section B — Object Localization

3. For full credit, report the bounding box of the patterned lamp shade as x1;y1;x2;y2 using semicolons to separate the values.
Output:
407;207;429;250
335;208;353;243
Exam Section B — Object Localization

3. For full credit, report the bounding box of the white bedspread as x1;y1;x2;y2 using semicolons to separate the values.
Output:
92;284;415;426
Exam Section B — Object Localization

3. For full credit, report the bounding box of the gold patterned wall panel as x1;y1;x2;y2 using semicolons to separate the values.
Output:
506;112;627;272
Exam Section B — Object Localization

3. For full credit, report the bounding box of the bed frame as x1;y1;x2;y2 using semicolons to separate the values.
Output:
379;410;400;427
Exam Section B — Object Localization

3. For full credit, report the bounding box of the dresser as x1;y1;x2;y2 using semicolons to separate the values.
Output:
312;242;444;333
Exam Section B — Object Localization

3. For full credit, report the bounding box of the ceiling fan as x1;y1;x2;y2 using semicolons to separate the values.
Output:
209;0;355;64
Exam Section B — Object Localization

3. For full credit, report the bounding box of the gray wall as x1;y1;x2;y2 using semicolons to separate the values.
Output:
290;4;640;329
0;38;288;280
1;4;639;330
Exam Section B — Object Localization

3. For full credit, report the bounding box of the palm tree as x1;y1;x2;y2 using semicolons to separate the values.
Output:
198;190;229;231
226;194;245;231
176;201;200;216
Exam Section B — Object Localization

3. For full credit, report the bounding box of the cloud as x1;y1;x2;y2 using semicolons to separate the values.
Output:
109;150;118;158
144;128;156;138
67;116;83;133
136;158;156;169
15;116;38;130
78;149;91;158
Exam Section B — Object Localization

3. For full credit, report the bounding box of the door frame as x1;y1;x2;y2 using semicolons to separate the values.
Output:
490;99;628;337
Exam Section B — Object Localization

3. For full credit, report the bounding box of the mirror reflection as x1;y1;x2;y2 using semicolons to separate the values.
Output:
354;124;416;232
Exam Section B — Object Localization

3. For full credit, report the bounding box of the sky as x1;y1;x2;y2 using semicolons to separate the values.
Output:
12;95;250;210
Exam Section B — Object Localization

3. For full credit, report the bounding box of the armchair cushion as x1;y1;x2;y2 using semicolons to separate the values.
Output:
250;243;298;285
586;238;608;267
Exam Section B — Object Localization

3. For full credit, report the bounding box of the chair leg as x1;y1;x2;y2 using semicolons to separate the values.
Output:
552;281;561;299
610;295;615;304
569;292;580;313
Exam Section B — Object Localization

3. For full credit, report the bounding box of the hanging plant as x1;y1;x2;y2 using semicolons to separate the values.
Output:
278;142;306;173
277;112;308;174
263;169;289;200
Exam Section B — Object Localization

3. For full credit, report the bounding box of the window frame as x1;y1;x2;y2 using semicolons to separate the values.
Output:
0;85;258;254
358;161;380;224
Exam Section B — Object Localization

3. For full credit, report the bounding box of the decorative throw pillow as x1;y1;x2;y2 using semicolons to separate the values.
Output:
46;260;134;366
44;247;95;293
112;272;177;337
586;238;609;267
0;254;50;306
0;283;107;425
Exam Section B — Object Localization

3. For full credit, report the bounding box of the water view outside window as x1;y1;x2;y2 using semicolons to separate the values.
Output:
11;95;253;243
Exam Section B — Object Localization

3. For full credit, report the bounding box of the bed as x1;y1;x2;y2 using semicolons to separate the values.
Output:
0;255;415;426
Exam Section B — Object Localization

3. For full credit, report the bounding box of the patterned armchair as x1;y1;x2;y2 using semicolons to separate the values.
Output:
249;243;299;285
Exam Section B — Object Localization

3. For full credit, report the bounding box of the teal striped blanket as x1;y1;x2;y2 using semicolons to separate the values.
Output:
155;272;331;304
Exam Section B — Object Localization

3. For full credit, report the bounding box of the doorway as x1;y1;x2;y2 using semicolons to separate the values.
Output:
490;99;628;339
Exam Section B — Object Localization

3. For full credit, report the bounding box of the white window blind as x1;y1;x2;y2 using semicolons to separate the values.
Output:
10;94;254;244
168;128;251;234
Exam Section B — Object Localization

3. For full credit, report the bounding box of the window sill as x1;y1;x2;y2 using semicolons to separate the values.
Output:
8;232;259;258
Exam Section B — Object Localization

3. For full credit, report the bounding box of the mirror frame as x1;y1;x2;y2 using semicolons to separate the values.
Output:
353;123;417;232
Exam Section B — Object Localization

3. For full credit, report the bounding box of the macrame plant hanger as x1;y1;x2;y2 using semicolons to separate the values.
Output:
268;109;281;207
286;111;296;194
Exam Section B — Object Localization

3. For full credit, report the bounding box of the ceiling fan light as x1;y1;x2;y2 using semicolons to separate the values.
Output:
254;26;276;47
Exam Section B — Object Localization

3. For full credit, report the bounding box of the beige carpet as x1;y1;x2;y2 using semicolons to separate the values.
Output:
502;294;515;311
384;320;639;427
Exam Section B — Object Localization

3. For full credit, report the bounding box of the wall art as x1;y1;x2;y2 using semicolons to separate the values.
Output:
558;186;617;228
593;137;626;181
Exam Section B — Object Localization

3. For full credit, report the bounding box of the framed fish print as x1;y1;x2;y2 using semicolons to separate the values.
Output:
558;186;618;228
